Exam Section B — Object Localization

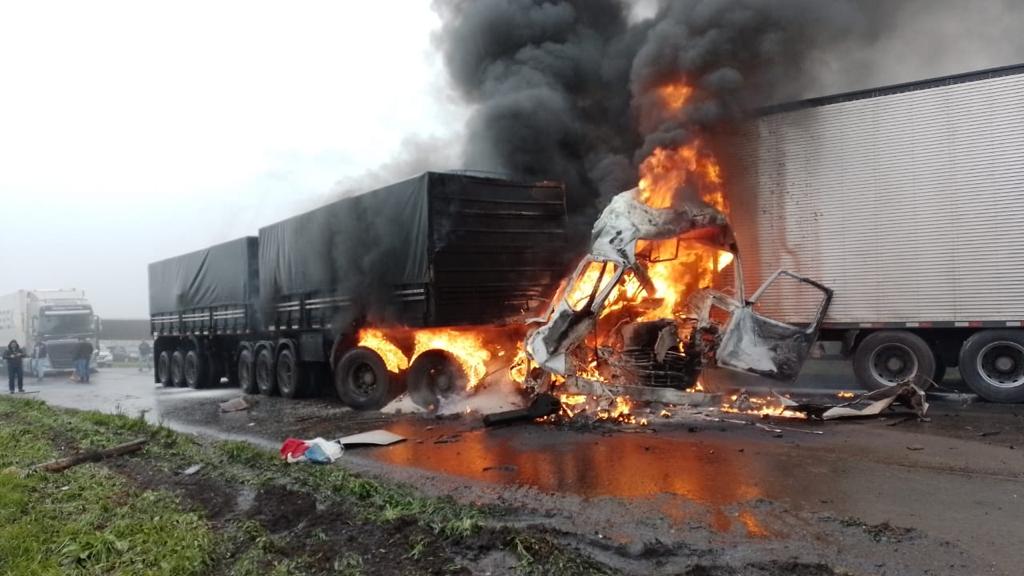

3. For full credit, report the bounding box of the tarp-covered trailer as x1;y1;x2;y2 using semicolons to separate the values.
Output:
150;172;570;408
726;63;1024;402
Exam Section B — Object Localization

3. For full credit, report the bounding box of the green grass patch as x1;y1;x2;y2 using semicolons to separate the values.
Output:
0;400;214;576
0;396;613;576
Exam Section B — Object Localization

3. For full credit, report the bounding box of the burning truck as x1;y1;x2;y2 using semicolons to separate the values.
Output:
149;172;572;409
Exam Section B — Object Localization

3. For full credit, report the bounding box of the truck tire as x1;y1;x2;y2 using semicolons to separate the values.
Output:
184;350;209;389
170;350;188;387
958;330;1024;403
407;349;468;409
334;347;392;410
255;348;277;396
238;348;258;394
157;351;173;386
276;347;304;399
853;331;935;391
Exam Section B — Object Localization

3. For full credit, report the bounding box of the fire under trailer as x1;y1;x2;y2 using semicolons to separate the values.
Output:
726;62;1024;402
149;172;570;409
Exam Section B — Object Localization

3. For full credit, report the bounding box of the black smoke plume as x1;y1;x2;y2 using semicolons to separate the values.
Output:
433;0;870;224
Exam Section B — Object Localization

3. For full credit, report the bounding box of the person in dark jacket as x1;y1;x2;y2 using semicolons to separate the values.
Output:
74;339;94;383
4;340;25;393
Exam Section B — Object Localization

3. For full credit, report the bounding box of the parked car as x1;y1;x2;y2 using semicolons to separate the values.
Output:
109;346;129;363
95;349;113;368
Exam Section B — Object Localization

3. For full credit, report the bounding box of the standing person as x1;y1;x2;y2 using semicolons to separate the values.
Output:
4;340;25;393
73;339;94;383
138;340;152;372
32;340;48;381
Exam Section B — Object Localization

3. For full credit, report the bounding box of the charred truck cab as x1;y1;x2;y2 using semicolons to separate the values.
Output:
524;188;833;399
149;172;570;408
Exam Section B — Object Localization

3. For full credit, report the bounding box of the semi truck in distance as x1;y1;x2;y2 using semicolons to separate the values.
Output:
0;289;101;373
727;63;1024;402
149;172;570;409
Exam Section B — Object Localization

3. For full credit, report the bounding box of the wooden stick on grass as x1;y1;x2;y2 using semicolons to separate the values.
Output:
35;438;148;473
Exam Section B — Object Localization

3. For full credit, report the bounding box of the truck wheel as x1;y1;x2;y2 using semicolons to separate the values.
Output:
171;350;188;387
407;350;468;409
335;347;391;410
184;350;209;389
157;351;173;386
255;348;277;396
238;348;258;394
276;347;305;399
853;331;935;391
958;330;1024;403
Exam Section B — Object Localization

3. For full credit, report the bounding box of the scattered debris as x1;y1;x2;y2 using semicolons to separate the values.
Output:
482;465;518;473
748;382;930;421
336;430;406;447
181;464;203;476
279;437;344;464
433;434;462;445
978;430;1002;438
482;393;561;427
219;396;251;413
906;445;925;451
35;438;148;473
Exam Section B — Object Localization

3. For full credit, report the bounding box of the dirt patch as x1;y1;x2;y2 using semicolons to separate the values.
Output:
108;458;240;521
247;485;317;533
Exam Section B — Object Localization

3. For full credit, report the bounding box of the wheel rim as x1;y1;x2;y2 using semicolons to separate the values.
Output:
348;362;378;399
976;341;1024;389
277;356;293;391
257;356;271;390
427;364;457;396
171;357;182;384
185;355;197;384
239;357;251;388
869;343;918;385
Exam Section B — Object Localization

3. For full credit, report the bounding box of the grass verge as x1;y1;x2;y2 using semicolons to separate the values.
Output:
0;397;613;576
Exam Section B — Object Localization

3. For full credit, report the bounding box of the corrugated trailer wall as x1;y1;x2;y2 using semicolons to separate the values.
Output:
726;66;1024;326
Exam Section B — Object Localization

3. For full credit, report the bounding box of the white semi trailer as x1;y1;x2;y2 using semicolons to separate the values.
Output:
728;63;1024;402
0;289;100;373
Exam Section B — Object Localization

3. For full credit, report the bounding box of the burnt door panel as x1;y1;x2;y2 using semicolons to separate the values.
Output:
715;270;833;381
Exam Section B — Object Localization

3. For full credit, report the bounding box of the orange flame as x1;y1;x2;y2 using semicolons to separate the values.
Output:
721;394;808;419
357;328;409;373
412;328;492;390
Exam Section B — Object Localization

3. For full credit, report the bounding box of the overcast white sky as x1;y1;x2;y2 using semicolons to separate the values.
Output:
1;0;1022;318
0;0;462;318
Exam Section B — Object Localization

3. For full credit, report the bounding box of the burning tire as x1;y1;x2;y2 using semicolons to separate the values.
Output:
237;347;258;394
184;350;209;389
255;347;277;396
407;349;468;409
276;347;305;399
959;330;1024;403
157;351;173;386
334;347;392;410
170;350;187;387
853;331;935;391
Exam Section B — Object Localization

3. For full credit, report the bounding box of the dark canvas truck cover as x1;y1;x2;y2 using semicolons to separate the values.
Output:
148;236;259;318
258;172;569;328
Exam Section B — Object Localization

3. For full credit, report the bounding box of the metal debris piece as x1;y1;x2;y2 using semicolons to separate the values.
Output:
335;430;406;447
219;397;251;413
181;464;203;476
482;393;561;427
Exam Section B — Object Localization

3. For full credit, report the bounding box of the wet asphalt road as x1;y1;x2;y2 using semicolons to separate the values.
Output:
21;364;1024;575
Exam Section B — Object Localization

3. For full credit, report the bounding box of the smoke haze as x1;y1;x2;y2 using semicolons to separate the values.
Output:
433;0;1024;225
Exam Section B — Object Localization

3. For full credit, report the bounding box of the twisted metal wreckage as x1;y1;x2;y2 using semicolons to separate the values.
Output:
512;188;931;421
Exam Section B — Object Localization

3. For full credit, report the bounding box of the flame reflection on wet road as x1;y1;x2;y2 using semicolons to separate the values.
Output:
368;421;781;536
